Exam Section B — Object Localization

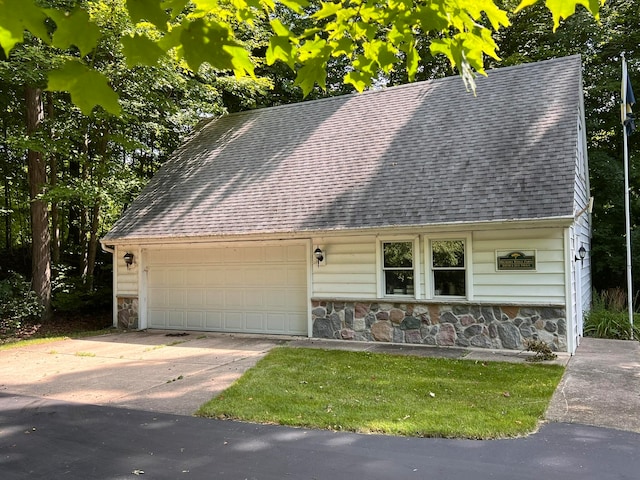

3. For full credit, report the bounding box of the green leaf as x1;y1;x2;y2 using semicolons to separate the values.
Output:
121;34;166;67
278;0;309;14
179;18;254;76
266;35;295;68
515;0;603;31
0;0;49;56
126;0;169;30
344;70;372;92
47;8;101;57
47;60;121;116
312;1;342;20
295;56;327;95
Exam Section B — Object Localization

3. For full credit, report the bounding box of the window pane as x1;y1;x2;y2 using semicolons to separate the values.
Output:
432;240;464;268
385;270;414;295
433;270;466;296
383;242;413;268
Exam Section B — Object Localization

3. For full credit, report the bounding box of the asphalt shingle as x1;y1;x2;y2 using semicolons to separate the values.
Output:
104;55;583;241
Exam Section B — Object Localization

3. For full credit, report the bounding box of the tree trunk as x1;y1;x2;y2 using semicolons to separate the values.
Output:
47;92;60;265
25;86;51;318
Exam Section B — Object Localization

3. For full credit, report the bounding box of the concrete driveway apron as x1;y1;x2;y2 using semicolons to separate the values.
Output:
0;331;284;416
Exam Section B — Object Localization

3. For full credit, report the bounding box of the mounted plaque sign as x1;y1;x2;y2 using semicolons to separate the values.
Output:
497;251;536;271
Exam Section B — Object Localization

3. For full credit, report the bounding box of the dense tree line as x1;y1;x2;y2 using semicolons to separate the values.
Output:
0;0;638;319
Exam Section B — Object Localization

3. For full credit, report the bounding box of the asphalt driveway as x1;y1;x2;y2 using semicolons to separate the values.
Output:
0;331;285;415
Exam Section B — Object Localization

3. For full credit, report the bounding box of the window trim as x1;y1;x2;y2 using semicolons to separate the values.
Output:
377;237;420;298
424;234;472;300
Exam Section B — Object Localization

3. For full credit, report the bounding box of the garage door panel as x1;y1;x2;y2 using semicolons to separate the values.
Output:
205;311;222;329
148;310;166;328
224;312;243;329
187;311;204;329
146;244;307;335
167;311;184;327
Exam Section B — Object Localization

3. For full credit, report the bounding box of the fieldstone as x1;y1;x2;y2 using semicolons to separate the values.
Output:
428;305;440;324
440;311;458;324
406;304;414;315
481;307;499;322
541;308;565;319
423;335;437;346
390;309;405;324
353;317;366;332
355;303;370;318
436;323;457;346
464;324;484;338
340;328;355;340
328;312;342;331
376;311;390;321
544;321;558;333
372;321;393;342
393;327;404;343
488;322;498;338
365;312;377;328
325;302;334;314
370;303;380;312
414;305;429;315
501;306;519;319
313;318;334;338
334;302;345;311
457;336;470;347
460;315;475;326
312;307;327;318
497;323;521;349
400;316;421;330
355;331;372;342
557;318;566;335
519;325;534;339
470;335;492;348
345;308;354;328
404;329;422;344
535;319;545;329
378;303;394;311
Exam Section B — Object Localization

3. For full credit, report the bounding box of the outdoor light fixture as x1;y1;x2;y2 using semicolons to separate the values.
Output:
123;252;134;268
314;247;324;266
575;246;587;265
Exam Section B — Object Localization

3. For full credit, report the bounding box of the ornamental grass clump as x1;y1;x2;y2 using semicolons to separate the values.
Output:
584;289;640;340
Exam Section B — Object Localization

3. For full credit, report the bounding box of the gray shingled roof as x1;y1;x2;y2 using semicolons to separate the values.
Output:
104;55;583;241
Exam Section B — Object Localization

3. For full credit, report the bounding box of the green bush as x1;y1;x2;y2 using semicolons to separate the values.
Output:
584;289;640;340
0;272;45;338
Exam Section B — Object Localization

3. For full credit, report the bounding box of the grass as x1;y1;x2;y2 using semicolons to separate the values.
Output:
196;347;564;439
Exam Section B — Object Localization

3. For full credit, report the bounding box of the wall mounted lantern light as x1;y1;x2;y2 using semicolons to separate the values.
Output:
123;252;135;269
575;246;586;265
314;247;324;266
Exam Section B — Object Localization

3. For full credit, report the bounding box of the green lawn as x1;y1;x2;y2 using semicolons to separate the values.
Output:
197;347;564;439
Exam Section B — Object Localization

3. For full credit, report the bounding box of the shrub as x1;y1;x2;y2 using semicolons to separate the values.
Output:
0;272;45;339
584;289;640;340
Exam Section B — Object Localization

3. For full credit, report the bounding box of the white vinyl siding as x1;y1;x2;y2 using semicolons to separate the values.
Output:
144;243;307;335
311;236;377;298
472;228;566;304
115;245;139;296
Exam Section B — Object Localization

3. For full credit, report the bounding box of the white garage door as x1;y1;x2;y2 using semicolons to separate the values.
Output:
145;244;308;335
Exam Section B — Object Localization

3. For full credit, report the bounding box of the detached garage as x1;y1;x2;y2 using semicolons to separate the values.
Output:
102;55;591;353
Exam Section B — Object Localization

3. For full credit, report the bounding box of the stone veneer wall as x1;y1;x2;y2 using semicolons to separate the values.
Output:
311;300;567;352
117;296;139;329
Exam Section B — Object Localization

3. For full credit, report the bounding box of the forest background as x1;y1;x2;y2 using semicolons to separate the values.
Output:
0;0;637;328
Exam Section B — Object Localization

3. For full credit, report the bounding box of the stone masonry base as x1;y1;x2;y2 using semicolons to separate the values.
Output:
311;300;567;352
117;296;139;329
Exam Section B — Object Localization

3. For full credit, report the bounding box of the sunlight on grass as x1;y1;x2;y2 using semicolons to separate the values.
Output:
196;347;564;439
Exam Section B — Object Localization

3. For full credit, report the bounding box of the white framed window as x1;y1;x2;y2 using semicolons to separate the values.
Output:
381;240;416;296
431;239;466;297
